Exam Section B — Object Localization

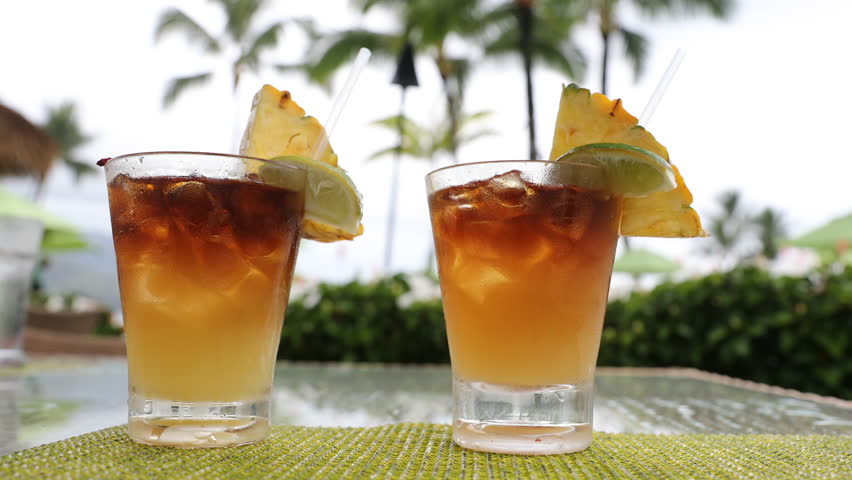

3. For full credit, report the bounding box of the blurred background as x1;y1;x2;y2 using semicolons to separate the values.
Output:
1;0;850;397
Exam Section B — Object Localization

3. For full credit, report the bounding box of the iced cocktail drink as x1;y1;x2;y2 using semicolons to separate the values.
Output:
105;152;305;447
427;161;621;454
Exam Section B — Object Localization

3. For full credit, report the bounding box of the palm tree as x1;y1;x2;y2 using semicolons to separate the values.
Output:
0;103;57;196
479;0;586;159
705;190;750;266
752;207;786;260
291;0;483;162
41;102;95;184
368;111;495;163
587;0;734;96
370;110;495;272
154;0;284;107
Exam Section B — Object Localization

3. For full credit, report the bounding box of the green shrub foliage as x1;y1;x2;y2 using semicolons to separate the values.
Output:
601;266;851;399
281;274;449;363
281;267;851;398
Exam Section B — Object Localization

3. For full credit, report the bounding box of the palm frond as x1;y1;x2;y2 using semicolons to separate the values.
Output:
618;26;648;79
274;63;334;95
162;72;213;108
290;17;322;43
458;110;498;145
236;22;282;72
434;109;495;152
370;115;429;138
368;146;404;161
41;102;97;182
306;29;401;86
368;108;496;162
43;102;90;154
634;0;734;19
368;114;434;160
154;8;220;52
459;127;498;145
274;62;309;73
482;27;518;57
459;110;493;127
221;0;265;42
355;0;397;14
481;3;585;78
533;39;586;79
478;2;515;25
43;102;90;157
406;0;485;44
65;159;97;183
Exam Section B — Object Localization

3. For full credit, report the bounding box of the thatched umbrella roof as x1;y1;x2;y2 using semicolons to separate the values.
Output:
0;103;57;182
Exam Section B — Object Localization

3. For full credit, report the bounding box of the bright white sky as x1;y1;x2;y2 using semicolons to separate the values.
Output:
2;0;850;283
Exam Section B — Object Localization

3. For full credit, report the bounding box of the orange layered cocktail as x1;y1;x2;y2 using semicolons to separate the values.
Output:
429;168;621;387
104;85;365;449
426;83;707;456
427;161;620;454
105;152;306;447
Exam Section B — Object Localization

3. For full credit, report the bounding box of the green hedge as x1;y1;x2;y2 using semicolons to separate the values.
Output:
280;267;851;399
280;274;449;363
600;266;851;399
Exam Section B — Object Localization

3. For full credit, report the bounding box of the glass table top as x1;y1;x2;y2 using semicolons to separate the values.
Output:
2;357;850;456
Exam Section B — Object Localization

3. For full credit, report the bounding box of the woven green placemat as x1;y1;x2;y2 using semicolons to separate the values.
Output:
1;424;849;479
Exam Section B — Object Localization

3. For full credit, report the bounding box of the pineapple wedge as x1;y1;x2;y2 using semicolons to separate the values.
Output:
240;85;363;242
549;84;707;238
240;85;338;166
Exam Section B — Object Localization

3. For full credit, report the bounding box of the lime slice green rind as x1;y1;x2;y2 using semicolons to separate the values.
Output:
555;143;677;197
268;155;363;234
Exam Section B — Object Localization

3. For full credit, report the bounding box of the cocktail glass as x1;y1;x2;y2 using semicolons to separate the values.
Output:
0;215;43;366
104;152;306;448
426;160;621;455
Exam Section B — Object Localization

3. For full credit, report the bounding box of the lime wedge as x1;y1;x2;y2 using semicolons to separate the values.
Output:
554;143;677;197
269;155;363;241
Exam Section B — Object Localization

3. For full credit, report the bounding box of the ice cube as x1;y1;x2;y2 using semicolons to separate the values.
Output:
224;266;276;308
124;259;180;304
229;187;294;258
484;170;532;209
461;220;513;261
545;189;594;240
192;236;256;291
165;181;231;236
516;234;554;266
452;264;510;304
447;185;483;207
110;177;169;236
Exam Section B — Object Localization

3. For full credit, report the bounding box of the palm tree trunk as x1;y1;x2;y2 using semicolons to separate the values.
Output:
436;48;460;164
601;29;610;96
517;2;537;159
443;82;460;164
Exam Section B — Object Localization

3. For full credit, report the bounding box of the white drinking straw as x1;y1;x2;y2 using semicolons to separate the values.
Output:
312;48;372;159
638;49;686;126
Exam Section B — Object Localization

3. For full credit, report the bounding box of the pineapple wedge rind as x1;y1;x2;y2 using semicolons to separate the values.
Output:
549;83;707;238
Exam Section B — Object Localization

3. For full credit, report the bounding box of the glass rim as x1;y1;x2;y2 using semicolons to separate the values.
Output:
105;151;305;172
425;159;600;178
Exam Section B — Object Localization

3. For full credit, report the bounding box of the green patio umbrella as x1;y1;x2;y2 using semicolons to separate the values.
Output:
613;248;679;274
0;187;87;251
786;213;852;251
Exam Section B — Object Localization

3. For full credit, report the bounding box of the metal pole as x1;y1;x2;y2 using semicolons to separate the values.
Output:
383;87;406;272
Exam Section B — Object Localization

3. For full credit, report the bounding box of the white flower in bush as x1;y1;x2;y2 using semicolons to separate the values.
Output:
397;274;441;308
